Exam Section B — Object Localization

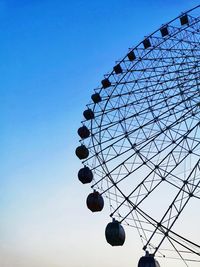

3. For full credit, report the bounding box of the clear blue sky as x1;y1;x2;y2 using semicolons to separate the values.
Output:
1;1;199;267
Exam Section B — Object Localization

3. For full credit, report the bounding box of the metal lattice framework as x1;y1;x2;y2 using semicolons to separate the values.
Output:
77;5;200;266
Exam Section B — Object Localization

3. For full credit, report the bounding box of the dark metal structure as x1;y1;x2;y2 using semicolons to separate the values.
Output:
76;5;200;266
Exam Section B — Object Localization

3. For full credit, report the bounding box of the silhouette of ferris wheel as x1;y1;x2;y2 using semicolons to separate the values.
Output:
76;5;200;267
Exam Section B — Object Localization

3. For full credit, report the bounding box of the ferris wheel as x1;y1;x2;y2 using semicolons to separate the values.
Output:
76;5;200;267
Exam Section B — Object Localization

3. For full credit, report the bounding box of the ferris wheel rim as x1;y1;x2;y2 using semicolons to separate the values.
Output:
77;5;200;265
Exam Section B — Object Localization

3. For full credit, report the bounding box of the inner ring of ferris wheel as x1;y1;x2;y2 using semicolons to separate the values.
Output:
76;5;200;264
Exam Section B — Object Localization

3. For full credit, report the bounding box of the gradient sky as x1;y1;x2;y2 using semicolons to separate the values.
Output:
1;1;200;267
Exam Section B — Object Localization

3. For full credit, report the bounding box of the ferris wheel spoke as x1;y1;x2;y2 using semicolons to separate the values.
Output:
107;122;200;230
166;237;190;267
127;200;200;257
89;110;198;197
142;160;200;254
119;196;200;258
